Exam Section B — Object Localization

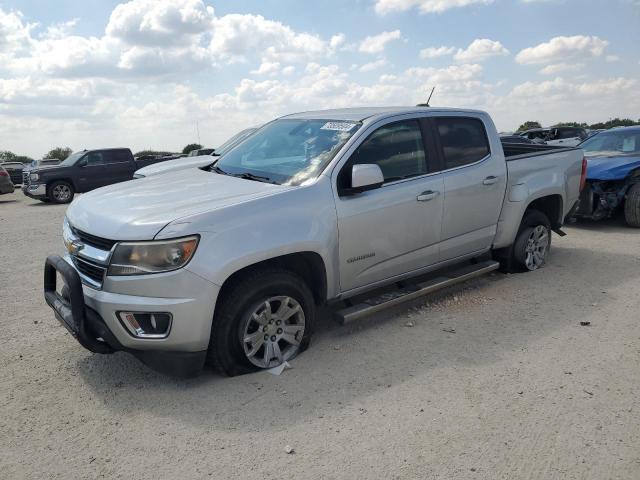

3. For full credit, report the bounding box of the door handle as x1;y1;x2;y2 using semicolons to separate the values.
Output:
417;190;439;202
482;176;498;186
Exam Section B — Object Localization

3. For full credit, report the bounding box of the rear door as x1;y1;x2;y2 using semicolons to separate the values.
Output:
102;150;135;185
334;117;444;292
434;116;507;260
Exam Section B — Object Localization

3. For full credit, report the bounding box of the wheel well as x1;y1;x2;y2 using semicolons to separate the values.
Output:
526;195;563;228
218;252;328;306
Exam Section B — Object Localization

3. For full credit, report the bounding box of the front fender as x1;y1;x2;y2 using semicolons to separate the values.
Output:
180;178;341;298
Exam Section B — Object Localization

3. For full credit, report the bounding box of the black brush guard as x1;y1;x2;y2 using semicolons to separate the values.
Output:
44;255;115;354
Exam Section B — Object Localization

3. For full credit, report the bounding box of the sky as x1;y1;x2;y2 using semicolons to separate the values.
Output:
1;0;639;158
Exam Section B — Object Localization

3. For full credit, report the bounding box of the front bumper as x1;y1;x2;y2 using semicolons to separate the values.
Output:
44;255;219;377
23;183;47;199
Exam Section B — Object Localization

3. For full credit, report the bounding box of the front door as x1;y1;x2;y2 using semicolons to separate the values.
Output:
334;119;444;292
76;151;107;191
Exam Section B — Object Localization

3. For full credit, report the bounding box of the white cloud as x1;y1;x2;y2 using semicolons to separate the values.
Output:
359;58;388;72
0;9;35;62
454;39;509;63
209;14;329;63
250;61;281;76
406;63;483;83
539;63;584;75
516;35;609;65
106;0;215;47
420;46;455;59
374;0;494;15
330;33;346;49
359;30;401;54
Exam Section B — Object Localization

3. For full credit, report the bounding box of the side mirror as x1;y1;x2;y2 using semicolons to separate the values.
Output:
77;157;88;167
341;164;384;196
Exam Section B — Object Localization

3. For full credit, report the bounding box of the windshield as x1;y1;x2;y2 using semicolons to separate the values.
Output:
212;119;361;185
58;151;86;167
581;130;640;156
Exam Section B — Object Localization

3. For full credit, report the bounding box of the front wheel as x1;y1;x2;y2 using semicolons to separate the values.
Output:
207;269;315;376
624;183;640;227
48;181;74;204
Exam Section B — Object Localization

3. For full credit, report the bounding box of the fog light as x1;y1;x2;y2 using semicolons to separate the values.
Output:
117;311;172;339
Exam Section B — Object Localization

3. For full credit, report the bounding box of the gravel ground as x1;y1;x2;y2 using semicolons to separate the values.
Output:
1;190;639;480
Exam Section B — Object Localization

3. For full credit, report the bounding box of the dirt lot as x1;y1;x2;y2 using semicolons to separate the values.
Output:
1;190;639;480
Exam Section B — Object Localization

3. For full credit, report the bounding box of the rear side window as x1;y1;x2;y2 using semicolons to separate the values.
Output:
347;120;427;183
436;117;490;169
557;128;579;139
112;150;131;163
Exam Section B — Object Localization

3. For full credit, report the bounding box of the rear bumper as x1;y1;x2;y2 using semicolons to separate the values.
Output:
0;182;14;194
44;255;211;377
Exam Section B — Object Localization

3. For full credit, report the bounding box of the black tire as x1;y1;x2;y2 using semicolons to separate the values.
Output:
207;268;315;376
624;183;640;228
496;210;551;273
47;181;74;204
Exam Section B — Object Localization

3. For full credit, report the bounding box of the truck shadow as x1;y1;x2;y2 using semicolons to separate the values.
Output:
76;243;640;433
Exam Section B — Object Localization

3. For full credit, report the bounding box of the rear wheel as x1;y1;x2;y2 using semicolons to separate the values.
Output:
624;183;640;228
48;181;74;204
207;269;315;376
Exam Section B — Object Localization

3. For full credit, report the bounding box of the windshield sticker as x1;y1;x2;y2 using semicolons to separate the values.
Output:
321;122;357;132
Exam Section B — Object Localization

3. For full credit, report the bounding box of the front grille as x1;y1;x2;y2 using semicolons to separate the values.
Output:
72;256;107;285
73;228;117;251
22;171;29;185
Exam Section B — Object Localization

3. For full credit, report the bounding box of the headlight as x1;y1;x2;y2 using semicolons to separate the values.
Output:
108;236;199;276
62;217;74;251
30;173;39;181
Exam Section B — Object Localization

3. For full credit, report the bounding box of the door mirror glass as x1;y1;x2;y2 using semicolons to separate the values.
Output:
350;164;384;193
76;157;88;167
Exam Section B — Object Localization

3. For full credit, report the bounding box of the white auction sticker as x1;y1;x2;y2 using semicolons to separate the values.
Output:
321;121;357;132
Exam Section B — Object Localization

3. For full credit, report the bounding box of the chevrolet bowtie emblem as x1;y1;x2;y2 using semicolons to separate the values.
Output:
68;239;84;255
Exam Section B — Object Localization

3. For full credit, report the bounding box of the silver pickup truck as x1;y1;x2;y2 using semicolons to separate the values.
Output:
43;107;586;377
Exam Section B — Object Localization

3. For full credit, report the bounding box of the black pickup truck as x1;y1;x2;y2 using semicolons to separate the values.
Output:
22;148;169;204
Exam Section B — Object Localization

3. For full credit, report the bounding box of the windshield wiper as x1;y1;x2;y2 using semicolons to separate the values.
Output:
230;172;277;184
210;165;228;175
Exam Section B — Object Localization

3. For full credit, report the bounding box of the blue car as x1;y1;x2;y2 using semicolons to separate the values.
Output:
575;126;640;226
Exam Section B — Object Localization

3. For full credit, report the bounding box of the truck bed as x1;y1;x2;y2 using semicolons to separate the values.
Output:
501;141;580;161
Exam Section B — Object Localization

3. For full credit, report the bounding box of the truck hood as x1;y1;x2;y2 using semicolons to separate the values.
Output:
29;164;65;174
135;155;215;177
585;153;640;181
66;168;291;240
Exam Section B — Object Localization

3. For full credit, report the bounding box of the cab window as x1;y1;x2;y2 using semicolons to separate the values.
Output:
436;117;490;169
344;120;427;185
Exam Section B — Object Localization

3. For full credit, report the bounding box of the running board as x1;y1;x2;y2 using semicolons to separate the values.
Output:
335;260;500;324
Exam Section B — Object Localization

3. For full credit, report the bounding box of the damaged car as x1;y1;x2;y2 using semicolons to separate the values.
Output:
575;126;640;227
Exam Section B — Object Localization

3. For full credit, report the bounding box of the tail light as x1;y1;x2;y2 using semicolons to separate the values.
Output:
579;157;587;192
0;170;8;177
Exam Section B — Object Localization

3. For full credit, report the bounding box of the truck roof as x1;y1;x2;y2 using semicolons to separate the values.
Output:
281;106;487;122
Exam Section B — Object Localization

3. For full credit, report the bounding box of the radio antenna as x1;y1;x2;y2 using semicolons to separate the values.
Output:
417;87;436;107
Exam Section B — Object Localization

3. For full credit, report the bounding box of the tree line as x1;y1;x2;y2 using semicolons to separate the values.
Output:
516;118;640;132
